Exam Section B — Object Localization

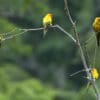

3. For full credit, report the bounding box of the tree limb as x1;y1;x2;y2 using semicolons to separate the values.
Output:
64;0;100;99
2;25;77;44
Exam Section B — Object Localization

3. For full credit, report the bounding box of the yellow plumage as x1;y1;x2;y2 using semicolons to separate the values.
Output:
43;13;53;37
90;68;99;80
93;17;100;46
86;68;99;90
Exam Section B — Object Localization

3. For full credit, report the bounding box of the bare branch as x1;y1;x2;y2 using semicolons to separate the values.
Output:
70;68;91;77
64;0;100;99
2;30;27;41
64;0;73;25
2;25;77;44
19;25;77;43
54;25;77;43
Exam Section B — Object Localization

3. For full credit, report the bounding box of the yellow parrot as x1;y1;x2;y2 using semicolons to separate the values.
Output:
43;13;53;37
93;17;100;46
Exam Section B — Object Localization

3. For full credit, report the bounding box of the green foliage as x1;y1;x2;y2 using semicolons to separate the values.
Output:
0;64;79;100
0;0;99;99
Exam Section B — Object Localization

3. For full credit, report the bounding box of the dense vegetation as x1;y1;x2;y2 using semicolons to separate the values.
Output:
0;0;100;100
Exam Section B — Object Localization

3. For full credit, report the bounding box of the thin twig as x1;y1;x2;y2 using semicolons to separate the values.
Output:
19;25;77;43
64;0;89;75
64;0;100;99
2;25;77;44
85;33;95;45
83;43;92;67
93;36;97;67
1;28;17;36
2;30;27;41
70;68;91;77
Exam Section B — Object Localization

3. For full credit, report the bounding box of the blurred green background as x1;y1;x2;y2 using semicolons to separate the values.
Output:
0;0;100;100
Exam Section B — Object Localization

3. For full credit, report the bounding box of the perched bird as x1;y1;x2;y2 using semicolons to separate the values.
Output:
90;68;99;80
43;13;53;37
93;17;100;46
86;67;99;90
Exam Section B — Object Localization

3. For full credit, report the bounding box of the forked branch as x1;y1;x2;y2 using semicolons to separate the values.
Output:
2;25;77;44
64;0;100;99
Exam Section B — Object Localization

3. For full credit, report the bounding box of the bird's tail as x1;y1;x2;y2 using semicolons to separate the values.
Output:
96;32;100;46
43;25;48;37
43;28;47;37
